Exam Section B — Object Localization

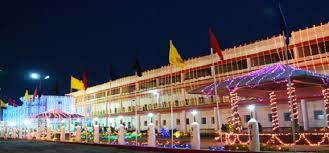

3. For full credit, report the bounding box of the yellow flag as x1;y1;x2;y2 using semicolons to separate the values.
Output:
169;40;185;68
0;99;6;108
71;76;85;90
24;90;30;103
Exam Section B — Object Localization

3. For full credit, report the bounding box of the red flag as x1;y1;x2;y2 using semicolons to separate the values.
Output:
82;70;88;89
209;27;224;60
8;97;17;107
33;87;38;101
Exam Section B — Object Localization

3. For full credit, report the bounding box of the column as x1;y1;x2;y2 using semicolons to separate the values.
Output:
60;126;65;142
191;122;200;149
76;126;81;143
300;99;309;131
180;110;187;133
118;124;125;145
94;125;100;143
136;114;140;133
156;113;161;131
147;123;156;147
213;107;219;131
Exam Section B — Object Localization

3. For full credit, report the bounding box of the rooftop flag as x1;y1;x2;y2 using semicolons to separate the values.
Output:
70;76;85;90
169;40;185;68
0;99;6;108
32;87;37;102
82;70;88;89
24;90;30;103
209;27;224;60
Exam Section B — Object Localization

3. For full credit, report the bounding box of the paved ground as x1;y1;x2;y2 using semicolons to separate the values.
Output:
0;140;161;153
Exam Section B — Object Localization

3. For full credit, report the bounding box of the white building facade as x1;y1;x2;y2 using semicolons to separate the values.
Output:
70;23;329;133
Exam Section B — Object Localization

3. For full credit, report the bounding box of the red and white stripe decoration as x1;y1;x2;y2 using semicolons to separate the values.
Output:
230;89;241;133
269;91;279;131
287;82;299;126
321;88;329;128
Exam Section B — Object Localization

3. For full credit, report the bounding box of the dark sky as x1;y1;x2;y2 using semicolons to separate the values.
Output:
0;0;328;100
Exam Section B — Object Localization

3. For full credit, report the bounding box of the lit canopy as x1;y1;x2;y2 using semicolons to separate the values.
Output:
191;64;329;99
34;109;84;119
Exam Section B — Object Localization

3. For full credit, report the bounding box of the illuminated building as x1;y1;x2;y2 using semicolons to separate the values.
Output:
70;23;329;133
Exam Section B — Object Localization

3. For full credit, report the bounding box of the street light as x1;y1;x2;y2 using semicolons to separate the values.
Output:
148;113;154;123
191;110;198;122
44;75;50;80
247;105;255;119
30;73;40;80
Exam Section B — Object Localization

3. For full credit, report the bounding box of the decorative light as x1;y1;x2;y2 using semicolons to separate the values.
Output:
269;91;279;131
321;88;329;127
230;89;241;133
287;83;299;126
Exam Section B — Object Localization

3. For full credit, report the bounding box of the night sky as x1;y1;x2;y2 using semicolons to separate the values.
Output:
0;0;328;100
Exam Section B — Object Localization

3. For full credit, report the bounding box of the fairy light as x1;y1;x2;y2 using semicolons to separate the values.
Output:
217;132;329;146
230;89;241;133
287;82;299;127
321;88;329;128
269;91;279;131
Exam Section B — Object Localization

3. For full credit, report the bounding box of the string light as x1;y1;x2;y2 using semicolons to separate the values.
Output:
287;83;299;127
230;89;241;133
217;132;329;146
269;91;279;131
322;88;329;128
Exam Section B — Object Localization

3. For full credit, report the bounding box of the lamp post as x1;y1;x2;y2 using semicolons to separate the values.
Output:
148;113;154;123
247;105;255;119
191;110;198;122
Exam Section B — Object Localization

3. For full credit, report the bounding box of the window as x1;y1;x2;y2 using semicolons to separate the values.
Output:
314;110;324;120
144;121;147;126
95;92;106;98
186;118;190;125
176;119;180;125
140;79;157;89
284;112;291;121
244;115;251;123
185;67;212;80
268;114;272;122
111;88;121;95
162;120;166;126
251;51;294;67
201;117;207;124
215;59;248;74
211;117;215;124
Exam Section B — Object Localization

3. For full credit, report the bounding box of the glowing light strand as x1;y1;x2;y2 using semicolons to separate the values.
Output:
321;88;329;128
269;91;279;131
286;82;299;127
230;89;241;133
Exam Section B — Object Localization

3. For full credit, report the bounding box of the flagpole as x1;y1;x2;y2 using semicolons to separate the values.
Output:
210;48;223;144
278;1;296;151
170;66;174;148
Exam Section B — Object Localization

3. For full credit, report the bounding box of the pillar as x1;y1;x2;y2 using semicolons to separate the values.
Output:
76;126;81;143
300;99;309;131
46;128;52;141
12;128;17;139
180;110;187;133
136;114;140;133
118;124;125;145
213;107;219;131
147;123;156;147
156;113;161;131
248;119;260;152
191;122;200;149
94;125;100;143
60;126;65;142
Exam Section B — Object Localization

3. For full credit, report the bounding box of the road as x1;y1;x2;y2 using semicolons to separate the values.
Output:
0;140;160;153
